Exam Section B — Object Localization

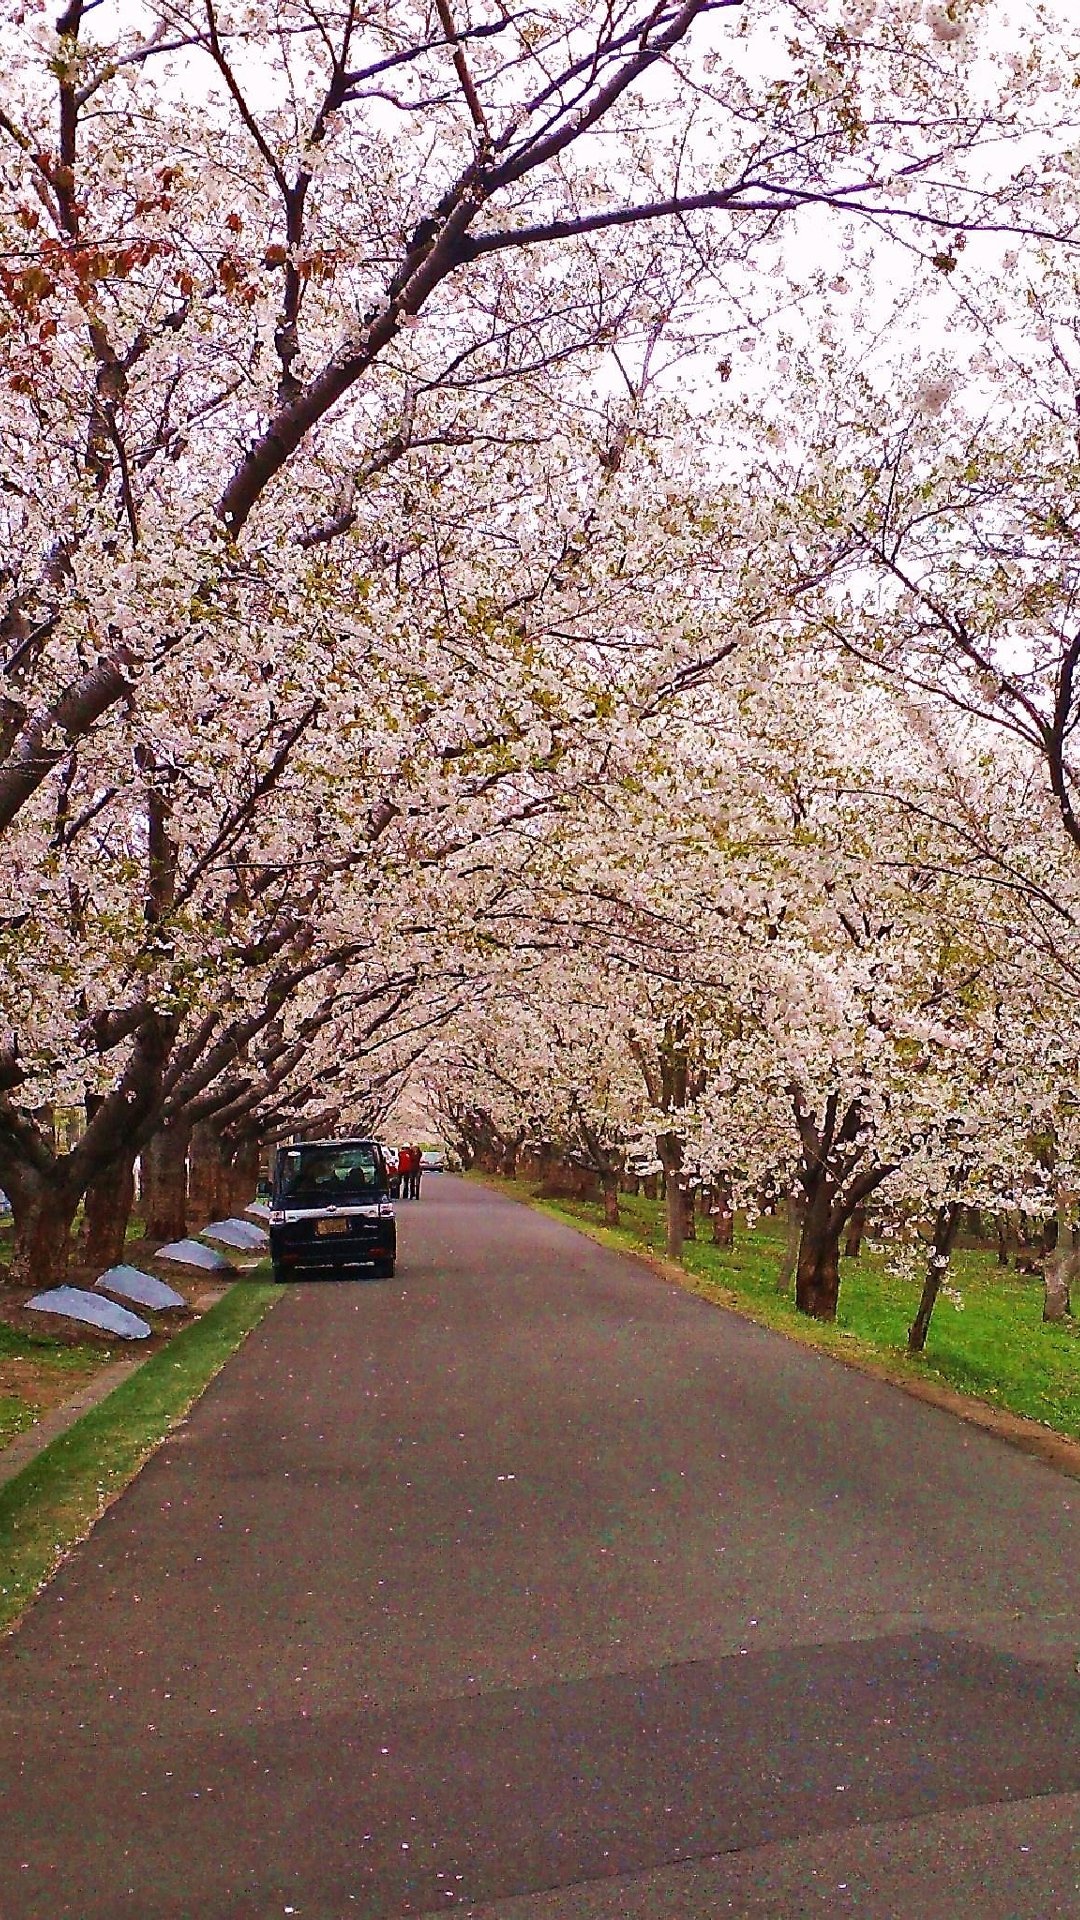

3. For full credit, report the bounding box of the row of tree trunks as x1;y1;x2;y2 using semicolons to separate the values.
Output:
3;1116;265;1290
459;1130;1074;1338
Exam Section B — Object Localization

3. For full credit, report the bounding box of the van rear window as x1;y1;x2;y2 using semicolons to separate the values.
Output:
276;1144;383;1201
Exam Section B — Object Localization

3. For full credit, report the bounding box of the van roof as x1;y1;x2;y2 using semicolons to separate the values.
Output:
280;1138;379;1152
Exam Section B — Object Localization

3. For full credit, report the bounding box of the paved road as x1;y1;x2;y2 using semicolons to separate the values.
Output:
1;1178;1077;1918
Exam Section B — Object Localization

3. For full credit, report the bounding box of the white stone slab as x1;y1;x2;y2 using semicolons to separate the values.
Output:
246;1200;271;1219
203;1218;267;1250
97;1265;187;1310
226;1215;269;1245
156;1238;232;1271
28;1287;151;1339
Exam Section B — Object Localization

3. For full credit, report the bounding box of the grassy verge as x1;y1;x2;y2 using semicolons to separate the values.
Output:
0;1281;278;1636
475;1175;1080;1445
0;1396;35;1447
0;1319;111;1446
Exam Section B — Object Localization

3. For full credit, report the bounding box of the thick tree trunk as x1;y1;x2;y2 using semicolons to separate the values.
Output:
844;1205;867;1260
908;1202;962;1353
141;1122;191;1241
995;1213;1012;1268
777;1188;804;1293
710;1175;734;1248
602;1174;620;1226
5;1168;81;1289
188;1121;227;1225
789;1087;895;1322
227;1137;261;1213
1043;1197;1076;1321
794;1205;842;1320
682;1185;697;1241
79;1146;138;1273
1043;1252;1076;1323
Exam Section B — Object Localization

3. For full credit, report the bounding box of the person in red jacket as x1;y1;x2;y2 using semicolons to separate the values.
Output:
408;1146;423;1200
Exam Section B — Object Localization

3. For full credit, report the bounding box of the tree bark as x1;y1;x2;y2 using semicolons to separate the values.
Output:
710;1175;734;1248
995;1213;1012;1268
5;1165;81;1288
794;1195;842;1320
682;1184;697;1241
1043;1252;1076;1323
908;1201;962;1353
188;1120;227;1225
141;1122;191;1241
844;1205;867;1259
788;1086;896;1320
79;1146;137;1273
1043;1194;1076;1322
602;1173;620;1226
226;1136;261;1214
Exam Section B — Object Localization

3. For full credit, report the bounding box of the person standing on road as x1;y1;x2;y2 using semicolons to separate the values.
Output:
402;1145;417;1200
410;1147;423;1201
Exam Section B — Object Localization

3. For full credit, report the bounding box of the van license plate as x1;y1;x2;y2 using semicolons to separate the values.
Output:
316;1218;348;1236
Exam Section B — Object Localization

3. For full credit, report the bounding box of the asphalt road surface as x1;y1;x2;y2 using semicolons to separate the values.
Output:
1;1177;1077;1918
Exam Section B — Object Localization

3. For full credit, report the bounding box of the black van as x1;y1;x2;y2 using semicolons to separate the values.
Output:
268;1138;397;1281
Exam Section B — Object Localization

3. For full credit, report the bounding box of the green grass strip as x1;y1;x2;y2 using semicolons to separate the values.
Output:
0;1282;279;1637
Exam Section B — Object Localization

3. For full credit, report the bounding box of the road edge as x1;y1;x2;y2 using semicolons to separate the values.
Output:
0;1282;280;1637
474;1174;1080;1483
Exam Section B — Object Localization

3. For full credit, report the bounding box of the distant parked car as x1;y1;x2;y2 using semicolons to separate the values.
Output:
420;1149;446;1172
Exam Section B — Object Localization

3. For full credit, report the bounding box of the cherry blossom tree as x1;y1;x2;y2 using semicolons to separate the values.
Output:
421;624;1080;1324
5;0;1080;1303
